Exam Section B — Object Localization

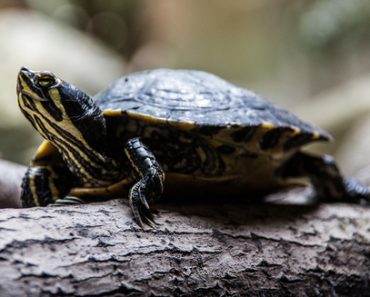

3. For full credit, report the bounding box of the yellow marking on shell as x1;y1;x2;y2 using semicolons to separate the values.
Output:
126;111;164;124
126;111;195;130
103;109;123;117
260;122;275;131
312;132;321;140
173;121;196;131
291;127;301;135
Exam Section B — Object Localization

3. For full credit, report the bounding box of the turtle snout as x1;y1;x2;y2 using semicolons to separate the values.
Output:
20;66;30;73
18;66;33;80
17;67;33;94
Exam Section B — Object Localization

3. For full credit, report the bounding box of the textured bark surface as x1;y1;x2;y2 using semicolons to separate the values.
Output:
0;160;369;296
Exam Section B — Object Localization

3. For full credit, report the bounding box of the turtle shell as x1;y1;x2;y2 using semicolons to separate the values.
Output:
94;69;330;150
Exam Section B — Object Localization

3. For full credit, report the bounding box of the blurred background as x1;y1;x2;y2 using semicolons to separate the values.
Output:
0;0;370;176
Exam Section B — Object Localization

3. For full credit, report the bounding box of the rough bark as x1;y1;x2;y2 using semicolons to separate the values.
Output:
0;160;369;296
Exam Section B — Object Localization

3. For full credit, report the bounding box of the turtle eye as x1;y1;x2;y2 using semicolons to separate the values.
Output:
36;74;56;88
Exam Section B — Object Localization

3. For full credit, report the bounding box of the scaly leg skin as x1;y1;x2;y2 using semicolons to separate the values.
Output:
21;164;75;207
277;151;370;204
125;137;165;228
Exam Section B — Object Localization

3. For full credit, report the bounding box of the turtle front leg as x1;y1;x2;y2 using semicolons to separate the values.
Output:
21;164;74;207
124;137;165;228
278;151;370;203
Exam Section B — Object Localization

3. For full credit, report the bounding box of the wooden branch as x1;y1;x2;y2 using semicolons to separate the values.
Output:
0;160;369;296
0;160;24;208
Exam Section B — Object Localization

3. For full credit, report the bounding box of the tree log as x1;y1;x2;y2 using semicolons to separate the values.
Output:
0;160;369;296
0;159;24;208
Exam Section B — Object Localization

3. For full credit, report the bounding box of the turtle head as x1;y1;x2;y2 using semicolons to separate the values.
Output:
17;67;108;155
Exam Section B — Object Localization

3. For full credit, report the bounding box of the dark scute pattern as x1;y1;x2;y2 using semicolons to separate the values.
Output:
94;69;330;143
260;127;290;150
196;125;224;137
230;126;256;142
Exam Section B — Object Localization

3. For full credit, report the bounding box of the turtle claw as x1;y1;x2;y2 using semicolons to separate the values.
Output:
129;184;157;229
131;204;157;229
146;219;157;229
141;195;150;210
142;210;157;228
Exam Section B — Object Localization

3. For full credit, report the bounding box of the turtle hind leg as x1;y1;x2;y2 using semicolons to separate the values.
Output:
277;152;370;204
125;137;165;228
21;164;74;207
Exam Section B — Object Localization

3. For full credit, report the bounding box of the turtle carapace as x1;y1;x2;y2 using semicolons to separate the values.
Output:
17;67;370;227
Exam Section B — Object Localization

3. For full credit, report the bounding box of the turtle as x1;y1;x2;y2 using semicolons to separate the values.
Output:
16;67;370;227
